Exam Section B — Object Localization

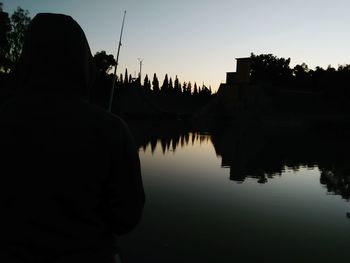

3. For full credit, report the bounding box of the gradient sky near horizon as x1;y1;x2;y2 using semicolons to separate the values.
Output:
3;0;350;91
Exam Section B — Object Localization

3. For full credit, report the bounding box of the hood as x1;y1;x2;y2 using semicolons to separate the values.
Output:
16;13;96;99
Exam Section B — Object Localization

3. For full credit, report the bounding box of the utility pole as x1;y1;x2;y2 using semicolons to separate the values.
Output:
137;58;144;85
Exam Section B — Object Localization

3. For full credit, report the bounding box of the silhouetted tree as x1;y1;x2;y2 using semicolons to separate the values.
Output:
144;74;151;90
119;73;123;84
193;82;198;95
293;63;310;90
0;4;30;72
124;68;129;84
250;53;292;87
327;64;336;72
90;52;115;106
161;74;169;93
186;82;192;95
169;77;174;93
337;64;350;72
174;75;181;94
93;51;115;75
182;82;187;94
293;63;309;78
152;73;159;93
8;7;30;67
0;4;11;71
200;84;212;97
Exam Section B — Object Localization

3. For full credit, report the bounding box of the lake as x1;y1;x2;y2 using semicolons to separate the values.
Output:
119;123;350;262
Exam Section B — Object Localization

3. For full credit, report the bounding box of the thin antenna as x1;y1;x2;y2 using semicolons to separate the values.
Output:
108;10;126;112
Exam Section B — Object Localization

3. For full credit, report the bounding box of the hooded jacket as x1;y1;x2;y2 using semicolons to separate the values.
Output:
0;13;145;263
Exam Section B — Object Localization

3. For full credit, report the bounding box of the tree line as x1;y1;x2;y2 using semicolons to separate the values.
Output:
249;53;350;113
250;53;350;99
94;50;212;98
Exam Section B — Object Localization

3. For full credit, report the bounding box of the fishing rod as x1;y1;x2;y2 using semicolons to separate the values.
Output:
108;10;126;112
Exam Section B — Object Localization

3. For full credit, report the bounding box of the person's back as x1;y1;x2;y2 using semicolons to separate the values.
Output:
0;13;145;263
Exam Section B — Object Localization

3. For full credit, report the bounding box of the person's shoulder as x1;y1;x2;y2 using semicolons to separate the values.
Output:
82;101;127;128
78;101;132;141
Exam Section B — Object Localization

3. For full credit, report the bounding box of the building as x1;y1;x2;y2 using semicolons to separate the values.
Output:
226;57;251;85
217;57;258;116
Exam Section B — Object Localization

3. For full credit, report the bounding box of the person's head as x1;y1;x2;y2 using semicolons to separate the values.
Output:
16;13;96;99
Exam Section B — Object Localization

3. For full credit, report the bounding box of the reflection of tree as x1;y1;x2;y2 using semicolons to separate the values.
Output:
320;169;350;201
319;167;350;219
150;139;157;153
210;123;350;192
210;122;283;184
129;121;350;207
142;132;209;154
128;121;211;154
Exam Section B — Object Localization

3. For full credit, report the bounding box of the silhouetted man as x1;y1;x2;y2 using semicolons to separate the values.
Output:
0;13;145;263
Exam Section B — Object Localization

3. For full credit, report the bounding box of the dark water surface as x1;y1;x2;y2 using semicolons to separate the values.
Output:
119;125;350;263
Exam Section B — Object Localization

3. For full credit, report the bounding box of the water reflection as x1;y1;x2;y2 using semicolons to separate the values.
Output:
320;170;350;201
140;132;210;154
129;121;350;203
211;125;322;184
120;122;350;262
213;125;350;202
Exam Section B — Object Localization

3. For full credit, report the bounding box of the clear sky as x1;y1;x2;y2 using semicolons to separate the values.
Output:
3;0;350;91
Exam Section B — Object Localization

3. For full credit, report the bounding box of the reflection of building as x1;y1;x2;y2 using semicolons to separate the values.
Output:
217;57;258;116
